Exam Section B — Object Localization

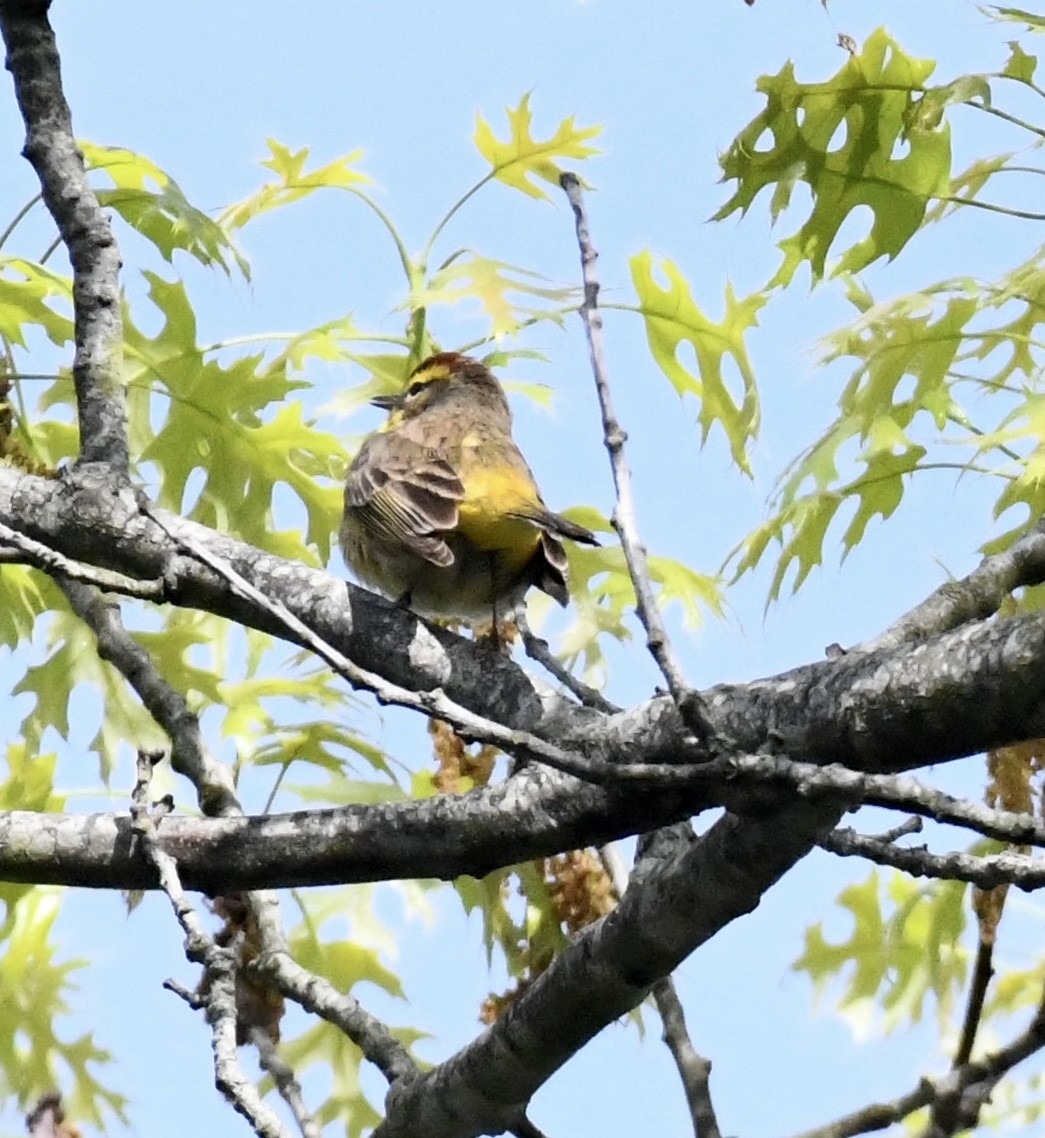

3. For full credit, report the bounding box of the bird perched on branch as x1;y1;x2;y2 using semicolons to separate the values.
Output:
340;351;598;625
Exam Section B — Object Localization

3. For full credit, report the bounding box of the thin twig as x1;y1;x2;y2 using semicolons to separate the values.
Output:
143;506;602;782
652;978;722;1138
75;589;388;1123
865;816;923;844
821;828;1045;889
600;844;722;1138
518;614;619;712
858;517;1045;653
953;940;993;1069
0;521;165;599
252;1028;322;1138
130;752;291;1138
247;891;417;1085
789;985;1045;1138
559;171;713;743
608;754;1045;850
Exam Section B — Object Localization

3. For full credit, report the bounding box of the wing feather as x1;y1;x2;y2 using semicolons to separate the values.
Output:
346;435;464;567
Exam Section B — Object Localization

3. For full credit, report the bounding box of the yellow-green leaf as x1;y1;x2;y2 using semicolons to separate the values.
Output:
631;251;763;473
473;93;601;200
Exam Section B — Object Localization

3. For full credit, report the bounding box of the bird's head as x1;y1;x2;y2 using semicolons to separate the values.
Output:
372;352;504;426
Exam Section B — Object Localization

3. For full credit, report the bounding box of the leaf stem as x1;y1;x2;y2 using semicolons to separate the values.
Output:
0;192;42;252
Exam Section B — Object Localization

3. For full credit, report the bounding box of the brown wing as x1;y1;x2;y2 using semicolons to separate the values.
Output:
346;433;464;567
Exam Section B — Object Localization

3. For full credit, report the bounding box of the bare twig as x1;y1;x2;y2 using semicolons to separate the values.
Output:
609;755;1045;849
559;171;712;742
519;614;619;712
865;816;924;844
247;891;417;1085
789;989;1045;1138
600;844;722;1138
859;518;1045;654
652;978;722;1138
821;828;1045;889
252;1028;321;1138
954;940;993;1069
0;521;164;599
0;2;128;469
130;751;292;1138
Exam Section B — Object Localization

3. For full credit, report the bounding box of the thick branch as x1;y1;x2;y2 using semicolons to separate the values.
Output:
7;465;1045;784
373;800;839;1138
0;1;128;468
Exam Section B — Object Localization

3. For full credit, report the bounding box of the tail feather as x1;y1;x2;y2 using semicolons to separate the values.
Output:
510;507;599;547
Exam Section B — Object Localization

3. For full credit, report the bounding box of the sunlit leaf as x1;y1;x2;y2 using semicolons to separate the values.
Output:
631;251;763;473
0;257;72;348
220;139;371;231
473;93;601;200
717;28;951;284
82;142;248;277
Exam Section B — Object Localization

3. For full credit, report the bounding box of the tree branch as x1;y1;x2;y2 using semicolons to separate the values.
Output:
559;171;712;742
248;891;416;1085
651;977;722;1138
821;827;1045;889
130;752;291;1138
600;843;722;1138
8;465;1045;787
0;0;129;469
372;800;839;1138
56;574;240;816
788;988;1045;1138
859;518;1045;653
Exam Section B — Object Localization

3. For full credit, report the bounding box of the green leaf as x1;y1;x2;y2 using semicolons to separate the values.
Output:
794;869;968;1035
220;139;371;231
473;93;601;200
82;143;249;277
0;567;58;651
1003;40;1039;81
415;252;575;337
0;744;62;816
630;251;763;473
0;257;73;348
0;888;127;1128
14;610;167;783
558;525;724;684
985;7;1045;32
125;273;348;560
716;28;951;284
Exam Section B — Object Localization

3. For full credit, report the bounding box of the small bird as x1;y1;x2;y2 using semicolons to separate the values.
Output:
340;352;598;624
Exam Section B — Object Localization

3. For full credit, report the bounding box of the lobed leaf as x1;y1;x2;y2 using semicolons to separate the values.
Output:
82;142;249;277
473;93;601;200
220;139;371;231
717;28;951;285
630;251;763;473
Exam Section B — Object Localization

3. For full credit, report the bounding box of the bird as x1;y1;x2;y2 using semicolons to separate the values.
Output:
340;351;598;626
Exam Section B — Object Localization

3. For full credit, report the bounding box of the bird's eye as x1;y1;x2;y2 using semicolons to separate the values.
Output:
405;379;428;400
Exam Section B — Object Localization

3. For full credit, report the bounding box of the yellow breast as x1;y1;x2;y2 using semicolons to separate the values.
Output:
455;457;542;571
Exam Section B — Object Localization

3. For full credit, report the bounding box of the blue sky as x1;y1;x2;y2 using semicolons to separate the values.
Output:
1;2;1041;1136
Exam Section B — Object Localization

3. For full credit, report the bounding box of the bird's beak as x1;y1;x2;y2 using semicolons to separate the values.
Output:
371;392;404;411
